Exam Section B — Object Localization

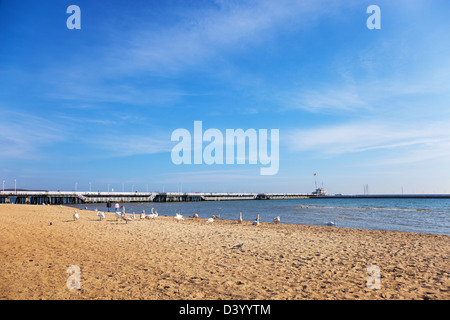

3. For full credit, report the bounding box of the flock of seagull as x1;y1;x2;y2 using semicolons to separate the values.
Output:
71;208;283;226
71;207;338;227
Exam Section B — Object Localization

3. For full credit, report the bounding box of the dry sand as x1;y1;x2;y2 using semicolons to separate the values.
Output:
0;204;448;300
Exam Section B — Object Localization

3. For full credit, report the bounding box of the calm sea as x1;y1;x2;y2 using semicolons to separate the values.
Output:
71;198;450;236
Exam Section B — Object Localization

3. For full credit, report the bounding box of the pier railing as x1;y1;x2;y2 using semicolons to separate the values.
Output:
0;191;311;204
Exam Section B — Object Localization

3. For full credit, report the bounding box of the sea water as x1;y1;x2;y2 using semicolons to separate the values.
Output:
71;198;450;236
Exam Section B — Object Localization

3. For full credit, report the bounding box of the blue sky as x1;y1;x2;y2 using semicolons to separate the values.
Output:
1;0;450;194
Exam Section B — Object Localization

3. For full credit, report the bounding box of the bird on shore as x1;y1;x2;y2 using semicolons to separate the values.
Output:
326;218;337;227
73;210;79;221
147;212;157;219
174;213;184;222
97;211;105;221
122;213;134;224
206;216;216;223
193;213;199;220
140;210;146;219
145;208;157;219
115;210;122;222
237;211;243;224
252;214;260;226
273;216;280;224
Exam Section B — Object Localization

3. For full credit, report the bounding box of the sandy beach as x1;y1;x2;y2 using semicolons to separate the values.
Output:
0;204;448;300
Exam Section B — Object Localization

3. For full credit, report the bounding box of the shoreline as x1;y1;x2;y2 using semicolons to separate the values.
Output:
69;199;450;237
68;203;450;237
0;204;449;300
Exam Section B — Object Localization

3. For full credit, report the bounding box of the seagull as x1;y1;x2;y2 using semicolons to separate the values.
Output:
140;210;146;219
73;211;79;221
206;217;214;224
237;211;243;224
273;216;280;224
252;214;260;226
193;213;199;220
174;213;184;222
115;210;122;222
97;211;105;221
232;243;244;249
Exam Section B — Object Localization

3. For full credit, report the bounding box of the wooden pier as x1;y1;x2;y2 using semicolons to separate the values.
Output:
0;191;312;205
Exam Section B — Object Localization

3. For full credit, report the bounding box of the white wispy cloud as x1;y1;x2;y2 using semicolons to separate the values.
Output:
90;135;172;158
119;0;330;74
280;84;370;113
0;111;66;159
40;0;339;105
57;115;118;126
153;168;258;185
286;120;450;165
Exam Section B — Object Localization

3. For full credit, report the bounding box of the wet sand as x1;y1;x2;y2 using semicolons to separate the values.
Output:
0;204;448;300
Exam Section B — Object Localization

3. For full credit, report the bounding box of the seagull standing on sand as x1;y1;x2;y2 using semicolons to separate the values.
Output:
97;211;105;221
193;213;199;220
237;211;243;224
140;210;146;219
206;217;214;224
174;213;184;222
252;214;260;226
273;216;280;224
73;211;79;221
115;210;122;222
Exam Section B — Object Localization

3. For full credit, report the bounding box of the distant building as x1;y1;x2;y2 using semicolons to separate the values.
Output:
312;188;327;196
